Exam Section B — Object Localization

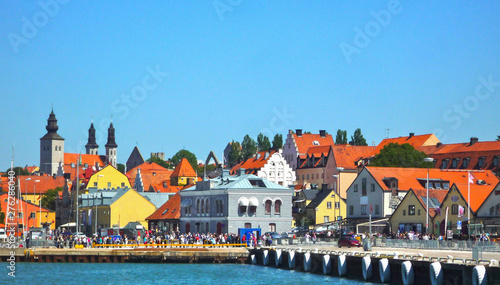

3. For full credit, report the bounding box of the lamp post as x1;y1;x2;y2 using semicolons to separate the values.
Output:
424;157;434;235
34;180;40;228
95;175;103;236
335;167;344;235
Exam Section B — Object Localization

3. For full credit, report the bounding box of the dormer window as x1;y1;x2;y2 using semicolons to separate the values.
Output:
494;156;499;167
452;158;459;168
441;159;449;169
312;141;319;145
478;157;486;168
462;158;470;168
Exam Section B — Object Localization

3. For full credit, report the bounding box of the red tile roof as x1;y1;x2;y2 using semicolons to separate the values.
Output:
171;158;197;177
16;175;69;194
146;192;181;221
64;153;106;167
126;162;173;188
292;131;334;155
376;134;438;153
367;167;499;213
332;144;376;169
230;151;277;175
0;193;52;232
24;166;39;173
422;140;500;173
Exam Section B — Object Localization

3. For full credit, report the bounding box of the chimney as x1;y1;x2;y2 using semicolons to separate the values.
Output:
239;168;246;176
321;183;329;191
319;130;326;137
222;169;230;178
470;137;478;145
296;129;303;137
409;133;414;138
437;142;443;148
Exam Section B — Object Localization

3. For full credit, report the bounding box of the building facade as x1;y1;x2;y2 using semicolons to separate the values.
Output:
179;171;293;234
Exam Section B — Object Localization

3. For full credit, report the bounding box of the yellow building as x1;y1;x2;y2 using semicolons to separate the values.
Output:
81;188;156;233
305;187;347;229
390;188;448;235
85;165;132;193
170;158;197;186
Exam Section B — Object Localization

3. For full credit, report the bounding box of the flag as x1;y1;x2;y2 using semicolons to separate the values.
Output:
435;207;441;216
458;205;464;217
37;194;41;200
468;172;474;184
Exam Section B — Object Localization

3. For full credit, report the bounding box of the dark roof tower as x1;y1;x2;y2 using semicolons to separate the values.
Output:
41;108;64;140
105;122;118;148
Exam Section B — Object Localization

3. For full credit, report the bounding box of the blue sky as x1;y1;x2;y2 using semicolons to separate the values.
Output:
1;1;499;169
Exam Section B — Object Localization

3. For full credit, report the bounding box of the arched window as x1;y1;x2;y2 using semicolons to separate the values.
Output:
197;199;201;214
206;198;210;215
220;200;224;215
201;199;205;214
265;200;272;214
275;200;282;214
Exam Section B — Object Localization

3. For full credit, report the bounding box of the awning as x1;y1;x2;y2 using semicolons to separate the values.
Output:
238;197;249;206
59;222;76;228
249;197;258;207
294;199;305;203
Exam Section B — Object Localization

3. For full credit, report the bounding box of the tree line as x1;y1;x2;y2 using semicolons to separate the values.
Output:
228;133;283;167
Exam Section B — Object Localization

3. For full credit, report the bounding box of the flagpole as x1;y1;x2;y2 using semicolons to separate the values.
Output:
76;153;80;233
468;171;471;241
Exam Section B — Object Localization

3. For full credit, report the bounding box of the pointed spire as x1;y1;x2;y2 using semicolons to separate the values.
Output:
85;121;99;149
41;108;64;140
105;121;117;148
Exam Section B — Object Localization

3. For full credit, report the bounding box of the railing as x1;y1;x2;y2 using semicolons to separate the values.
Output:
372;238;500;251
93;242;247;249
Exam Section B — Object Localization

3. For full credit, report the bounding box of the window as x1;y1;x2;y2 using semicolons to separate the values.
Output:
354;184;358;192
324;216;329;223
30;212;36;219
245;223;252;228
18;212;23;218
302;175;304;180
403;210;406;216
442;159;449;169
478;157;486;168
452;158;459;168
249;206;257;215
463;158;470;168
239;205;247;214
490;207;494;216
375;205;379;215
370;183;375;192
327;202;332;209
121;182;125;187
335;202;340;209
408;205;416;215
362;178;367;196
349;206;354;215
418;209;421;215
269;223;276;232
107;182;111;188
494;156;499;167
451;204;459;215
265;200;272;214
307;174;309;180
275;200;282;214
361;205;367;215
94;182;97;187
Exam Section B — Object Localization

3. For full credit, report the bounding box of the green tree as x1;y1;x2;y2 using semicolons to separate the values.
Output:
171;149;198;170
241;135;258;160
257;133;271;152
2;166;30;177
147;155;173;169
350;128;368;146
117;163;125;174
41;187;61;211
370;143;434;168
271;134;283;150
228;141;242;167
335;129;348;144
497;135;500;141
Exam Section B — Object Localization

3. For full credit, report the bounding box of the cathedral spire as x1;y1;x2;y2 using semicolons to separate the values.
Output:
85;120;99;154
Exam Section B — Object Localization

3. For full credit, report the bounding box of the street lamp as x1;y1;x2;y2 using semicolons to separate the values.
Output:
95;175;103;236
424;157;434;235
34;180;40;228
335;167;344;235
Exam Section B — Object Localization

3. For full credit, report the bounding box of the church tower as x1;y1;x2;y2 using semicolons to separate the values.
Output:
85;121;99;155
105;122;118;167
40;109;65;175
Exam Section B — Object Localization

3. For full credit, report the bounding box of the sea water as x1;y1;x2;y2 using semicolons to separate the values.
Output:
1;263;371;284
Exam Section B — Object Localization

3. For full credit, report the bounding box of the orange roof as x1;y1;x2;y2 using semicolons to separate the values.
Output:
127;162;173;188
332;144;376;169
146;192;181;221
0;193;51;231
365;167;499;194
451;181;498;213
17;175;68;194
376;134;438;153
410;188;449;217
24;166;39;173
292;131;334;155
171;158;196;177
230;151;277;175
149;179;184;193
424;140;500;173
64;153;106;167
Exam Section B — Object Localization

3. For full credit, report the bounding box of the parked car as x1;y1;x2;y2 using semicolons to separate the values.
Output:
338;235;361;248
281;232;296;239
264;232;282;239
